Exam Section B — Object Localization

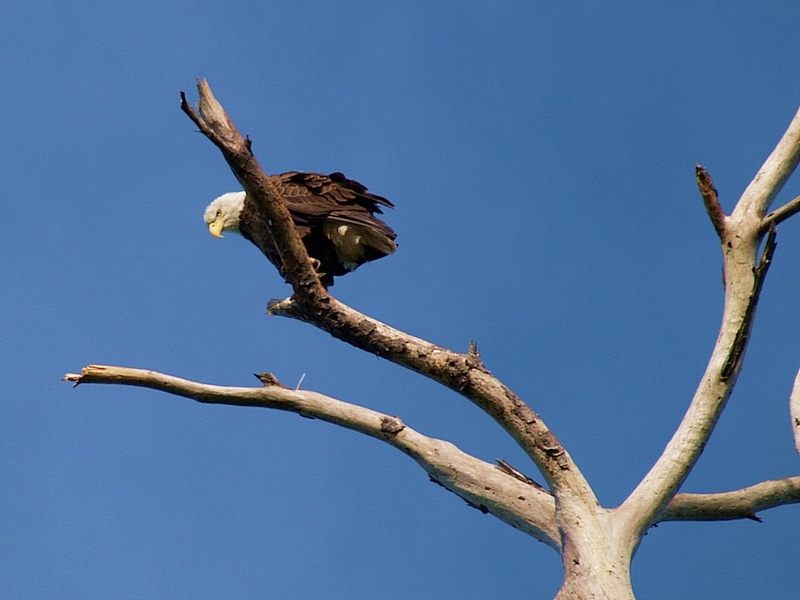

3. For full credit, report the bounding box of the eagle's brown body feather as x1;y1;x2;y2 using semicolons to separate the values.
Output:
238;171;396;286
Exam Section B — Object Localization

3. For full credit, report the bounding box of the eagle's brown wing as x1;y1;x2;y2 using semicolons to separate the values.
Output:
275;171;393;213
239;171;396;287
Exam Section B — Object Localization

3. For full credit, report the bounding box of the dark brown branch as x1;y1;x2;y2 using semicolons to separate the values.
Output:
696;165;727;239
659;477;800;522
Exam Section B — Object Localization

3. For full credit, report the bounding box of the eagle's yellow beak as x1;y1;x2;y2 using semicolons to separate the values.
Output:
208;218;225;238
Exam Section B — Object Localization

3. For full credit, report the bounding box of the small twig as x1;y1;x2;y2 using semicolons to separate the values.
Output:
696;165;727;239
295;373;306;390
467;340;485;369
255;372;287;388
761;194;800;233
496;459;547;491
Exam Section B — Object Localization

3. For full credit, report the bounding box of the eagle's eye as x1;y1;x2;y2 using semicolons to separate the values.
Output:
215;209;222;218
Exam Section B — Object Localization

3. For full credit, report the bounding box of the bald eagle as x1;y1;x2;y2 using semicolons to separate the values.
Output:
204;171;396;287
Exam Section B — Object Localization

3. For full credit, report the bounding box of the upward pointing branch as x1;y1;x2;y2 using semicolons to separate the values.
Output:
617;107;800;550
181;79;327;301
735;105;800;224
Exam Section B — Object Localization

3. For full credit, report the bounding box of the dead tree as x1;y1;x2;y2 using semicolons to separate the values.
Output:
64;80;800;599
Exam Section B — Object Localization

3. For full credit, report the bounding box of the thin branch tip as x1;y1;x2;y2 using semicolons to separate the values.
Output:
746;513;763;523
761;194;800;232
696;164;727;238
63;365;102;386
62;372;82;386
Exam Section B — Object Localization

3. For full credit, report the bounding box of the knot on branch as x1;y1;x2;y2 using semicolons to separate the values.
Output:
380;416;406;434
466;340;486;370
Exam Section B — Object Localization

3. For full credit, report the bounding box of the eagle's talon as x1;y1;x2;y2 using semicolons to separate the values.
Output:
309;257;328;282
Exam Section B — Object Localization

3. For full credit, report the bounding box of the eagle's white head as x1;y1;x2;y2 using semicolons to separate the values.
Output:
203;192;246;238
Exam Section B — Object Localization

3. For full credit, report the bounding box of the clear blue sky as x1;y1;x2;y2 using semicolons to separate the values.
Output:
2;2;799;598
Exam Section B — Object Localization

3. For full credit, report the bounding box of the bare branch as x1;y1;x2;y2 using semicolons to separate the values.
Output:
659;477;800;522
267;295;596;502
63;365;559;548
761;194;800;233
696;165;727;239
791;369;800;456
617;110;797;552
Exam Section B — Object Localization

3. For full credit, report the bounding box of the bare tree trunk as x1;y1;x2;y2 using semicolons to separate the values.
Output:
556;511;635;599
